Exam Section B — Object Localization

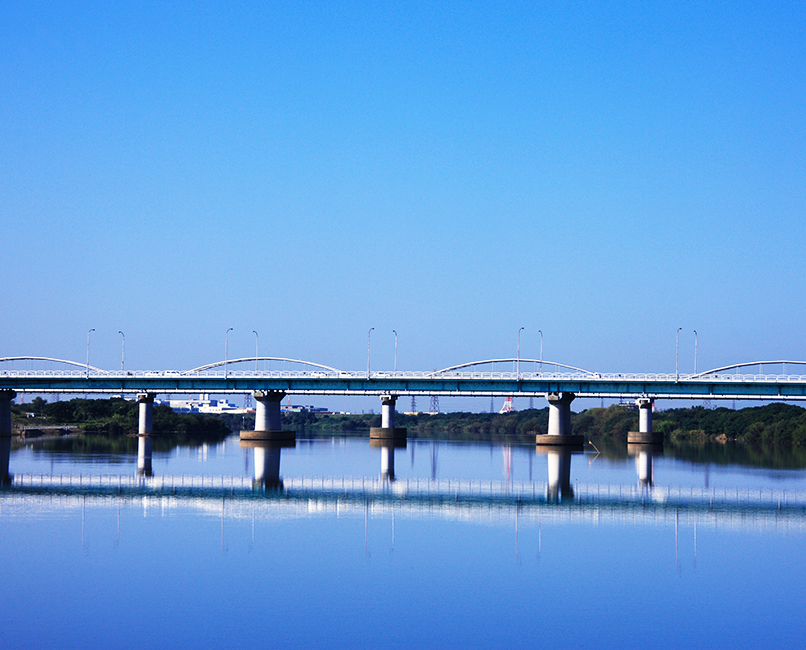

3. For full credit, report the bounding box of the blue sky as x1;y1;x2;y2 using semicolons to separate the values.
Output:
2;1;805;411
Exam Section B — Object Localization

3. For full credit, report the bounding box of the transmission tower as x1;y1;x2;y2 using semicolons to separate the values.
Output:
500;396;515;413
410;396;417;413
429;395;439;413
243;393;252;410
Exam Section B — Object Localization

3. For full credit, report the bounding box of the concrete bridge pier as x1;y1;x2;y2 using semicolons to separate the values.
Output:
241;391;295;441
137;393;156;435
0;390;16;484
135;393;156;477
627;398;663;444
536;392;583;445
370;395;407;441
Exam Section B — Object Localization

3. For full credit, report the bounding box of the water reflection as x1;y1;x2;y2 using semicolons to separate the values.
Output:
240;439;295;490
136;435;152;477
537;445;582;503
628;443;664;489
0;435;11;485
370;438;406;481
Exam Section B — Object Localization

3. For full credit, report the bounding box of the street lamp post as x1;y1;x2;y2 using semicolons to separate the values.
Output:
367;328;375;378
517;327;524;378
253;330;259;371
694;330;698;375
225;328;233;380
86;329;95;378
392;329;398;373
118;331;125;372
676;327;683;381
538;329;543;374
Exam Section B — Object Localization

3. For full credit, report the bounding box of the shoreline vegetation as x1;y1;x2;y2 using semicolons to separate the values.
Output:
10;398;806;468
11;397;806;446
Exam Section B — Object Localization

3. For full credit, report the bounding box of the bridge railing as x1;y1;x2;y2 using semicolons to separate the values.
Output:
5;369;806;383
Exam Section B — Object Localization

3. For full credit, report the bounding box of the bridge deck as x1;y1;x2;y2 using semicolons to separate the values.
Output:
4;370;806;399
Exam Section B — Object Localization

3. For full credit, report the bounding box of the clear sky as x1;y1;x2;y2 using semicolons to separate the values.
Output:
2;1;804;411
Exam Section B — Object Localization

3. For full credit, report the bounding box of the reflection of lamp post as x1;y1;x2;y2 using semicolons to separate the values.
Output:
367;328;374;378
693;330;698;375
675;327;682;381
517;327;524;378
86;328;95;378
225;328;233;379
118;331;125;372
538;329;544;373
253;330;259;371
392;329;398;373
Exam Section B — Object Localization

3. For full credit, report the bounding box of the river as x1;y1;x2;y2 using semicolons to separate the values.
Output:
2;433;805;649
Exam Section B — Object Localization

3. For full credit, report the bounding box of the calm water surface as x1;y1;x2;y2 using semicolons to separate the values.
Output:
2;434;806;649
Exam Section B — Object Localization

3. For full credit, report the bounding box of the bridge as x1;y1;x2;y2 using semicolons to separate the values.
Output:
3;356;806;449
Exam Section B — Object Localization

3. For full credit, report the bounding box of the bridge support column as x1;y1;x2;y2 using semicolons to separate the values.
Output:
536;393;583;445
0;390;16;484
628;398;663;444
241;391;295;441
136;393;156;477
370;395;407;440
137;393;156;435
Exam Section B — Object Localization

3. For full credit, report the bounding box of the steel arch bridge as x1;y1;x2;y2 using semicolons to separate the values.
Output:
3;356;806;401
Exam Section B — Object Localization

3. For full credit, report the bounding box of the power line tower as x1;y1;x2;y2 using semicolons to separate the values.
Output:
500;396;515;413
429;395;439;413
243;393;252;410
410;396;417;413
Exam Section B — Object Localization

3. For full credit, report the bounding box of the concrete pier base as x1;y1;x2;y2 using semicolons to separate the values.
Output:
241;390;295;442
627;431;664;444
369;427;408;440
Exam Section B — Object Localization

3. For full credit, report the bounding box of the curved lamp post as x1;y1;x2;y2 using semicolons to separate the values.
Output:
253;330;259;371
517;327;524;378
392;329;398;373
225;328;233;380
367;328;375;379
693;330;698;375
118;331;125;372
538;329;543;374
86;329;95;378
676;327;683;381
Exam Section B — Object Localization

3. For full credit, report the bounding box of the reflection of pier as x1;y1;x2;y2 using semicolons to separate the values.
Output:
371;438;406;481
536;446;582;503
0;389;15;484
240;439;295;490
628;443;663;488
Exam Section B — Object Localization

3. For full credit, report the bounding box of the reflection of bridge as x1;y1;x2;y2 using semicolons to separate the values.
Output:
7;472;806;533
